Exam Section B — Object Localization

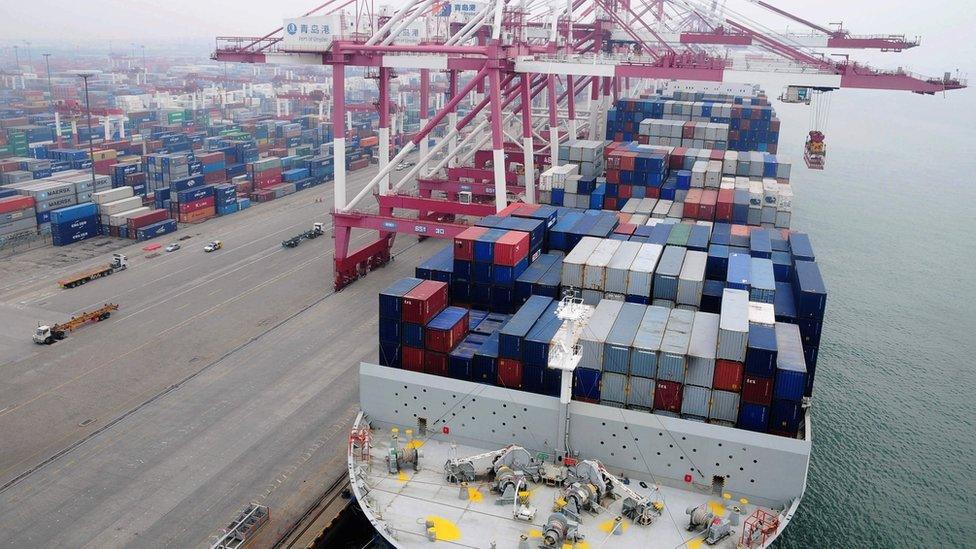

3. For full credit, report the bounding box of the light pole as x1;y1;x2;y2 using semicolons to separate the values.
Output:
73;70;103;188
24;41;32;72
43;54;53;113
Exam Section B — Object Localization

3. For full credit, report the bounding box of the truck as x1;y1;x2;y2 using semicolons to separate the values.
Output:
282;222;325;248
33;303;119;344
58;254;128;289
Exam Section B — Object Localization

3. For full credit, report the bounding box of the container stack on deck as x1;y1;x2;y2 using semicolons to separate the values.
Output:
376;87;825;440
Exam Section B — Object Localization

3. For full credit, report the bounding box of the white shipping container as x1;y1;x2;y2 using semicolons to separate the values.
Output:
561;236;601;288
626;243;663;297
583;239;621;291
108;207;150;226
579;300;624;371
605;241;642;295
99;196;144;216
93;186;136;204
717;289;750;362
676;250;707;306
748;301;776;326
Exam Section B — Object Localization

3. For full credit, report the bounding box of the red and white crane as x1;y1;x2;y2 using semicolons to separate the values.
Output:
213;0;965;290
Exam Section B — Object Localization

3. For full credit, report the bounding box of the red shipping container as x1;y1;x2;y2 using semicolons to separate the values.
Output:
425;314;469;354
709;149;724;161
127;209;169;232
713;359;744;392
741;374;774;406
654;380;682;413
683;189;703;219
204;171;225;184
768;143;778;155
425;351;449;376
178;196;215;214
681;122;694;139
0;196;34;214
730;224;751;239
493;230;529;266
619;152;637;171
497;358;523;389
618;184;632;199
614;223;636;236
402;280;449;325
670;148;687;169
197;152;225;164
605;169;619;185
402;347;425;372
454;226;488;261
699;189;718;221
740;119;751;131
637;135;649;145
124;172;147;186
716;189;734;221
645;186;660;199
604;198;617;211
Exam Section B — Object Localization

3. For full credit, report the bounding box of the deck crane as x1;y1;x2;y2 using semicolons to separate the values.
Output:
212;0;965;290
575;459;664;525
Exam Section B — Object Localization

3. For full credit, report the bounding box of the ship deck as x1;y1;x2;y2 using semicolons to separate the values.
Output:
351;417;796;549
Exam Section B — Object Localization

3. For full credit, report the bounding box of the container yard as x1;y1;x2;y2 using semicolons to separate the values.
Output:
0;1;971;549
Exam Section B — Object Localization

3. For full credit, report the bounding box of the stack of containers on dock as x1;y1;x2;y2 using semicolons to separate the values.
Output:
0;195;37;244
248;157;283;202
50;203;99;246
197;152;227;185
214;184;239;216
94;187;144;238
173;182;215;224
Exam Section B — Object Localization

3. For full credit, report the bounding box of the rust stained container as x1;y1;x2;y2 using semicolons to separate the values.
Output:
716;189;734;221
654;380;683;413
494;230;530;266
402;346;425;372
699;190;718;220
402;280;449;325
425;351;449;376
454;226;489;262
684;189;703;218
742;374;774;406
178;208;215;223
497;358;523;389
713;359;744;392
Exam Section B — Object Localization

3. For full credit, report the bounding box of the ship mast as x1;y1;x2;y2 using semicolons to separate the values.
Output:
548;295;591;458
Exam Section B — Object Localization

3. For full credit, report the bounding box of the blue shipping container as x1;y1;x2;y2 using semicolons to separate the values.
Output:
50;202;98;224
379;278;424;319
498;296;554;359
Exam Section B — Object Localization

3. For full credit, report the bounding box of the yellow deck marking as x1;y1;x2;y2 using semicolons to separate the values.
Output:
406;439;424;449
685;536;705;549
425;515;461;541
598;518;629;534
467;487;483;502
707;500;727;517
397;472;408;482
528;529;543;538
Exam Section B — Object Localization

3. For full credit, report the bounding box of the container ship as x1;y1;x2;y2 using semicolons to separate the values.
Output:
346;89;823;548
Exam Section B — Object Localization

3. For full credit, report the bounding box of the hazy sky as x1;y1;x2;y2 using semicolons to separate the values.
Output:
1;0;972;75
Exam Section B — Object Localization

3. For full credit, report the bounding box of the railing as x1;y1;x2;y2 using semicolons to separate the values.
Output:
213;36;284;56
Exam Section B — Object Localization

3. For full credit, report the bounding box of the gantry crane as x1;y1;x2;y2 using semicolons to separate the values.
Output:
212;0;965;290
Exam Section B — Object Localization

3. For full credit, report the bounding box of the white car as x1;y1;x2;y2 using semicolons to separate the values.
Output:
203;240;223;252
165;243;181;252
